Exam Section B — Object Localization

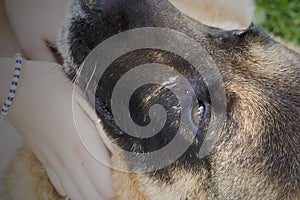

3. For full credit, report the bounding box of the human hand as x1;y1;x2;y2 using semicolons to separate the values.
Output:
4;1;115;198
4;0;69;62
1;58;114;200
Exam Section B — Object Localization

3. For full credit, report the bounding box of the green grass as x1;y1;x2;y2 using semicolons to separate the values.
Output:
254;0;300;46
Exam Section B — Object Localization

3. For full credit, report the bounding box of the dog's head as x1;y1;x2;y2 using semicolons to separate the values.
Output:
57;0;300;199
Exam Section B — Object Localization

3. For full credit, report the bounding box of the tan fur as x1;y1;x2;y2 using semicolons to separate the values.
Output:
111;150;151;200
4;147;210;200
3;147;63;200
111;147;211;200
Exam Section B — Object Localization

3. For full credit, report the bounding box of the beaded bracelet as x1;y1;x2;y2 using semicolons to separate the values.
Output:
0;54;23;119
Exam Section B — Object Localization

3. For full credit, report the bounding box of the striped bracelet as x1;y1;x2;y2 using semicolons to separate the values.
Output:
0;54;23;119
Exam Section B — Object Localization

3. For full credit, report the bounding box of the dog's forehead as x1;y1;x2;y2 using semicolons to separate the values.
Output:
64;0;260;72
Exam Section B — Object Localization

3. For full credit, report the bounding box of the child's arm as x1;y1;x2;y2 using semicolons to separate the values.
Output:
0;57;115;200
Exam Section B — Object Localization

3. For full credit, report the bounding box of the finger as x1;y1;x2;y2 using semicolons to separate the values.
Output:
83;150;115;199
73;87;114;153
43;128;109;200
75;137;115;199
73;102;113;170
60;172;86;200
70;160;107;200
39;151;84;200
76;111;115;198
45;166;66;196
56;149;107;200
26;143;67;197
72;92;115;198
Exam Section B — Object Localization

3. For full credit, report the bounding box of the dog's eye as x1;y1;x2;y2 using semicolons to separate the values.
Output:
83;0;104;12
192;102;206;125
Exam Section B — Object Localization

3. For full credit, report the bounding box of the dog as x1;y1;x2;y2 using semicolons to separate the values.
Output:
4;0;300;199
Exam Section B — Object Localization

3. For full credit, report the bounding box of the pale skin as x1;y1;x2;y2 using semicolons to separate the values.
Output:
1;0;114;199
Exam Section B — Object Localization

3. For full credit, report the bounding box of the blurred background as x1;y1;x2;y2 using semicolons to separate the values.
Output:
254;0;300;46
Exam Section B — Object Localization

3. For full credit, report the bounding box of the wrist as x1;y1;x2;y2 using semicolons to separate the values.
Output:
0;57;71;136
1;54;22;119
0;57;15;105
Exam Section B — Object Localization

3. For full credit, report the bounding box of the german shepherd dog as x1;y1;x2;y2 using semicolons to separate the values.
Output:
4;0;300;199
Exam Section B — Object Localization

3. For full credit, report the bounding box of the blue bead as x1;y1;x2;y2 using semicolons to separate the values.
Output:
1;109;8;113
15;67;21;71
12;82;18;86
7;97;13;101
9;89;16;94
4;103;10;108
14;75;20;78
